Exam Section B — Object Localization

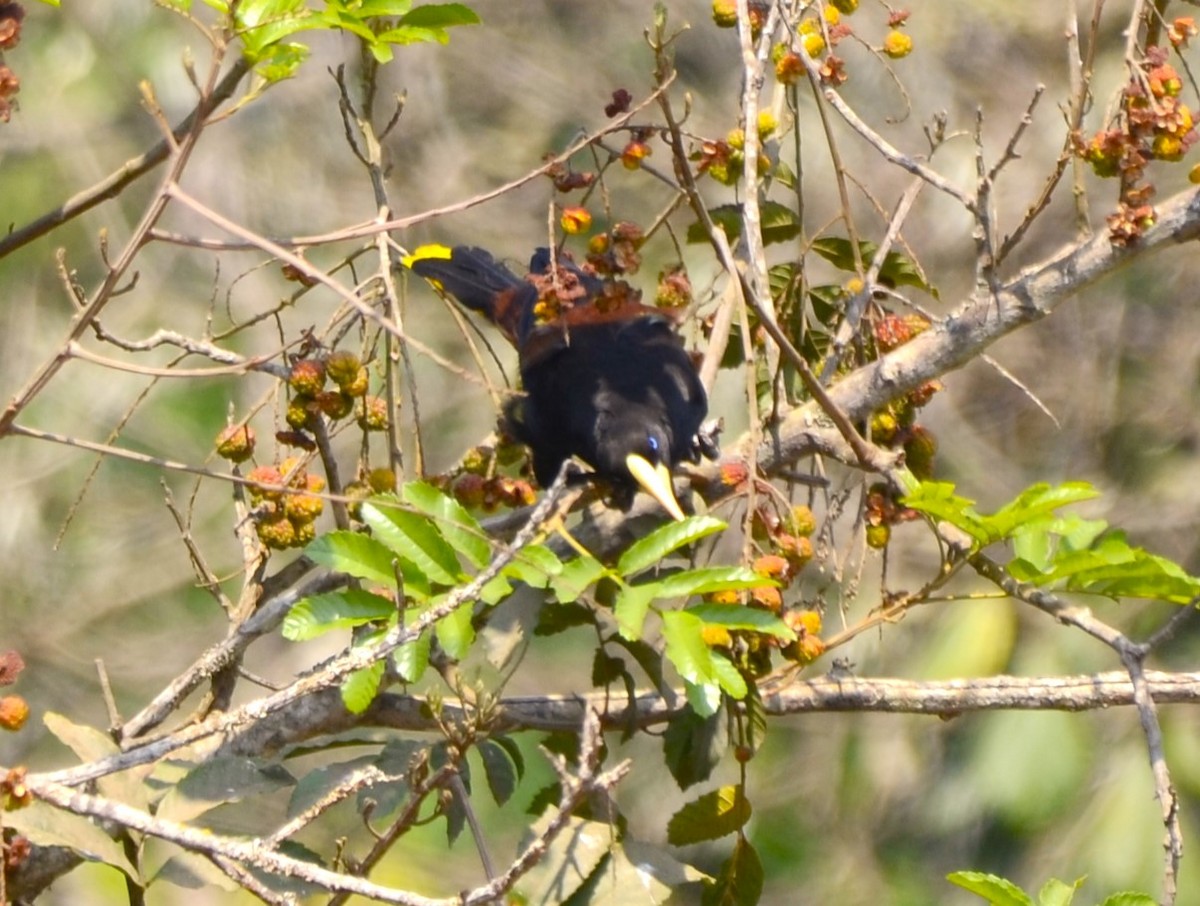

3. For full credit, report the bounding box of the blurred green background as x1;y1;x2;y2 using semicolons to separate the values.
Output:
3;1;1200;903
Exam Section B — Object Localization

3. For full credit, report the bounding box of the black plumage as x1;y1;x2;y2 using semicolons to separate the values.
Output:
410;245;714;519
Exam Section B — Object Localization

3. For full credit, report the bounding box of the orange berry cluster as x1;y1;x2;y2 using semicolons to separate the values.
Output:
1077;35;1199;244
246;458;326;550
867;314;940;482
704;504;823;673
0;650;27;734
285;351;377;435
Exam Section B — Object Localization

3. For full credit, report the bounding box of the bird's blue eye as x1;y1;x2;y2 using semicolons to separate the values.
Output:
647;435;660;453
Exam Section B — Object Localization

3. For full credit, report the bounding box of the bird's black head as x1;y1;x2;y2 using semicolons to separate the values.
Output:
594;411;686;521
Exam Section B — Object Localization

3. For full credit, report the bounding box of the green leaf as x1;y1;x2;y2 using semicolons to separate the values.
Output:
402;481;491;568
708;653;748;699
663;707;727;789
901;482;991;545
503;543;563;588
158;758;296;824
645;566;770;600
685;602;795;640
287;755;377;819
283;590;396;640
812;236;937;296
434;596;475;660
664;611;742;710
361;498;463;586
342;659;386;714
534;601;597;636
478;739;518;806
684;678;723;717
614;583;657;640
985;482;1100;540
1036;877;1080;906
398;3;481;28
946;871;1034;906
667;786;751;845
350;0;414;15
617;515;726;576
760;200;804;245
687;201;801;247
252;41;310;82
1096;894;1157;906
306;531;408;589
393;626;430;682
5;801;139;880
549;554;608;603
702;836;763;906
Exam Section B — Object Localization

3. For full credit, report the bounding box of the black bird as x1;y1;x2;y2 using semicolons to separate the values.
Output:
409;245;714;520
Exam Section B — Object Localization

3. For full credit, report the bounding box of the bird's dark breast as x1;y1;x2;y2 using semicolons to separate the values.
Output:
510;317;707;485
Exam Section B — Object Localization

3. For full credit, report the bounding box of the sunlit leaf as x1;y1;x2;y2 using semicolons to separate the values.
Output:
283;590;396;640
402;481;491;568
361;498;462;586
685;601;795;640
341;659;386;714
617;515;725;576
667;785;751;846
946;870;1034;906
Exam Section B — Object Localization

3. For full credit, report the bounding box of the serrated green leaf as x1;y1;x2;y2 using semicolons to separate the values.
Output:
663;615;729;716
478;739;517;806
341;659;386;714
361;499;463;586
614;583;657;640
478;572;513;605
667;786;751;846
702;835;763;906
663;706;727;790
283;590;396;640
986;482;1100;539
617;515;726;576
549;554;608;603
402;481;490;568
393;627;430;683
901;482;990;544
708;653;748;699
685;602;795;640
434;596;475;659
306;531;416;591
684;679;722;717
946;871;1035;906
644;566;771;600
662;610;717;686
504;543;563;588
1037;877;1080;906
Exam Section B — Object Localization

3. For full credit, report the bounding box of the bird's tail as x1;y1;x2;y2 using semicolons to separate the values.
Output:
409;246;534;346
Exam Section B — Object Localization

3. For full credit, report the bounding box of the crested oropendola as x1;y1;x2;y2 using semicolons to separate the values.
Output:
409;245;715;520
